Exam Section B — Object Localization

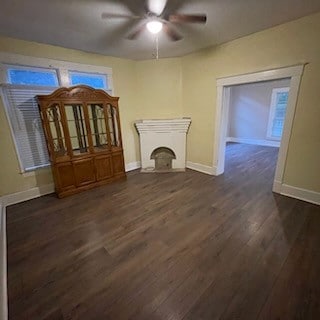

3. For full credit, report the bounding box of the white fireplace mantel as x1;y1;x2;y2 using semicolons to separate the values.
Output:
135;118;191;172
135;118;191;133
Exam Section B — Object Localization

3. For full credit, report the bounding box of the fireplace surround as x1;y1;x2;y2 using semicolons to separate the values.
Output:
135;118;191;172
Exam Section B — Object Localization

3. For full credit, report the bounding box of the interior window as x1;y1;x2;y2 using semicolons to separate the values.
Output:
267;87;290;141
7;67;59;86
69;71;108;90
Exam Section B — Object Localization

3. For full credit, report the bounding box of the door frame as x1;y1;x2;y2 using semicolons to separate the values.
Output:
213;65;304;193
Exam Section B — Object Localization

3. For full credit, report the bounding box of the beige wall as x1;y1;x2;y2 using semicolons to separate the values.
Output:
0;36;185;196
135;58;183;118
182;12;320;192
0;37;139;196
1;11;320;197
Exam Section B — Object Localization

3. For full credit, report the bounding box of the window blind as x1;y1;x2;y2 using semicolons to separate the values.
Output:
1;84;57;171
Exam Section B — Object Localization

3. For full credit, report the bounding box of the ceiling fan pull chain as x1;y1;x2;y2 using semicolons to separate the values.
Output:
156;34;159;60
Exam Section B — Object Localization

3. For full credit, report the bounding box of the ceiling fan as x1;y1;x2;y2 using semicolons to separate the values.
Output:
101;0;207;41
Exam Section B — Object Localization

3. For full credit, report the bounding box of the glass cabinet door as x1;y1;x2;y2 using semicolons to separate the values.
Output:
46;103;67;158
107;104;121;147
88;104;109;152
64;104;89;155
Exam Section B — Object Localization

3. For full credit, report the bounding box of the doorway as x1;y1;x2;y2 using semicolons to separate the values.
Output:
213;65;304;193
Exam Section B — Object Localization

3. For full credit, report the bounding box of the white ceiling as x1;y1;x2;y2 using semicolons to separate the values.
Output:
0;0;320;60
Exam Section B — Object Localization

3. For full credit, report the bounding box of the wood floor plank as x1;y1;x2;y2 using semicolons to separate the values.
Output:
257;206;320;320
6;143;320;320
104;251;200;320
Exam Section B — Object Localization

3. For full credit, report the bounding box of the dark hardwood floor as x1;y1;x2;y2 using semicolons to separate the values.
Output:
6;143;320;320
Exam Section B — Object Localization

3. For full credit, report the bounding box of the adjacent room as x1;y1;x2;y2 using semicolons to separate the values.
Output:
227;79;291;148
0;1;320;319
224;79;291;182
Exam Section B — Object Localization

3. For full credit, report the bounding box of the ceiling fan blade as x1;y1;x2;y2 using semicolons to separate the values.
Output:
163;24;182;41
101;13;142;20
126;24;146;40
169;14;207;24
147;0;168;16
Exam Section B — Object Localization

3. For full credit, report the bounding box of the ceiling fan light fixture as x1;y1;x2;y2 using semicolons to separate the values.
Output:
146;20;163;34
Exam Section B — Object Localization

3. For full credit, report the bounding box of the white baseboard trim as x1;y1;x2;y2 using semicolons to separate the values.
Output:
272;180;282;193
186;161;216;175
0;203;8;320
125;161;141;172
0;161;142;206
280;184;320;205
273;181;320;205
0;183;55;207
227;137;280;147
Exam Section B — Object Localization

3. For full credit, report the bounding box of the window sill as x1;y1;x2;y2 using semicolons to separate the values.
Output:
20;165;51;177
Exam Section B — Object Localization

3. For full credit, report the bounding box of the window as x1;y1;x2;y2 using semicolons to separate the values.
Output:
0;53;113;172
267;87;290;140
69;71;108;90
8;66;59;86
1;84;56;171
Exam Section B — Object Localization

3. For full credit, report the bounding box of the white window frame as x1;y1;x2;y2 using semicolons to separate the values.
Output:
266;87;290;141
0;52;114;173
0;52;113;91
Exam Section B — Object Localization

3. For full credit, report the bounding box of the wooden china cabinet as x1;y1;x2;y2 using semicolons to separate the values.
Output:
37;85;126;198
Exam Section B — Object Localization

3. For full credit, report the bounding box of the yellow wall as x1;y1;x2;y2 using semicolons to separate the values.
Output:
0;36;185;196
0;37;181;196
1;11;320;197
181;12;320;192
135;58;183;118
0;36;141;196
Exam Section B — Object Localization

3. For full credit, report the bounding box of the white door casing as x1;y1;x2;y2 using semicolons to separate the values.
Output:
213;65;304;193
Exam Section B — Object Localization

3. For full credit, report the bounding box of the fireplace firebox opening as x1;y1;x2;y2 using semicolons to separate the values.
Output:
151;147;176;171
